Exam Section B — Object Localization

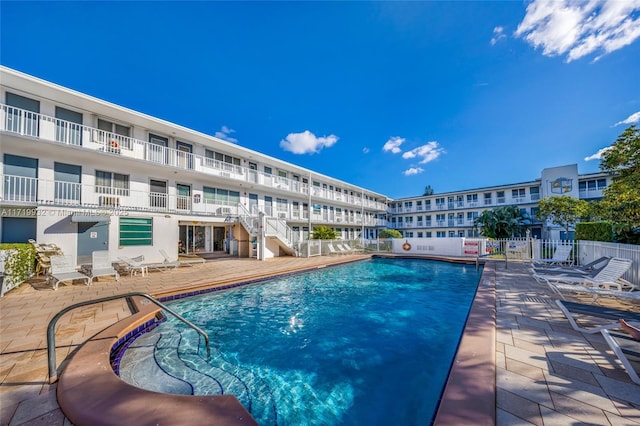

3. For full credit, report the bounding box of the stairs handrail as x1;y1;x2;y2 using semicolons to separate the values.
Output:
47;292;210;383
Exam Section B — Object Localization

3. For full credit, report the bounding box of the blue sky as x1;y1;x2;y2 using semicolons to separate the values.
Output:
2;1;639;199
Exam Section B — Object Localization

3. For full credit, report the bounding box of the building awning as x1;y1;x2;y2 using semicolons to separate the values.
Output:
70;213;110;223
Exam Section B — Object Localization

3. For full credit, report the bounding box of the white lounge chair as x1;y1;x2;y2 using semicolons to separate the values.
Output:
337;243;354;254
600;329;640;385
118;256;150;277
50;255;91;290
160;249;205;266
533;257;635;291
555;300;640;334
547;281;640;302
326;243;344;255
90;251;119;284
531;244;573;266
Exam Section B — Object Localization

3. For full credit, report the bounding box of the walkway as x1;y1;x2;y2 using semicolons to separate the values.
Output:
0;255;638;425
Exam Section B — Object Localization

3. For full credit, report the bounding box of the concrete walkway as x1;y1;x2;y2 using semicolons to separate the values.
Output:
1;255;639;425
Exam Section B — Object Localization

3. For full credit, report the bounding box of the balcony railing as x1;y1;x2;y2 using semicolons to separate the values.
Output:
0;103;387;213
0;174;382;226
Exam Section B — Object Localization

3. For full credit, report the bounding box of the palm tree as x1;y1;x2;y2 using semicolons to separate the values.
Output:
474;206;529;238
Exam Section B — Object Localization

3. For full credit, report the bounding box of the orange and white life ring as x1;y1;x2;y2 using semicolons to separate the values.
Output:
402;241;412;251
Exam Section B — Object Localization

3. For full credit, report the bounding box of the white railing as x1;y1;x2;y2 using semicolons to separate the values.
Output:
3;175;38;203
0;103;388;213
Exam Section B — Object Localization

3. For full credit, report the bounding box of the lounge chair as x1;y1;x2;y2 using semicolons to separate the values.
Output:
118;256;150;277
547;281;640;302
555;300;640;334
90;251;119;284
600;329;640;385
531;256;611;276
337;243;353;254
532;257;635;291
50;255;91;290
531;244;573;266
160;249;205;266
326;243;344;255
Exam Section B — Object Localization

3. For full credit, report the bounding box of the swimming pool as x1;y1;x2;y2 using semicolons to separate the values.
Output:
118;258;482;425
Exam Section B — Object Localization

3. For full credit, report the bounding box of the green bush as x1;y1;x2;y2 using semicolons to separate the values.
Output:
575;222;613;242
0;243;36;291
378;228;403;239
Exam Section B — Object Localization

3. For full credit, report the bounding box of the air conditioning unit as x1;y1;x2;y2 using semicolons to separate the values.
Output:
99;196;120;207
278;212;287;220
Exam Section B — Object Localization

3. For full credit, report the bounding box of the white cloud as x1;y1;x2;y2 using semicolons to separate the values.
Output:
362;147;370;154
515;0;640;62
215;125;238;143
401;141;445;164
403;167;424;176
491;26;506;45
279;130;338;154
383;136;405;154
584;146;612;161
614;111;640;126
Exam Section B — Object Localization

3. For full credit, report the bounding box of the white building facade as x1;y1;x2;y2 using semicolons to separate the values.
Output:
387;163;611;241
0;67;388;264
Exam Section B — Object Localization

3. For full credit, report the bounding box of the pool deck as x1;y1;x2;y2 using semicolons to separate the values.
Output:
1;254;639;425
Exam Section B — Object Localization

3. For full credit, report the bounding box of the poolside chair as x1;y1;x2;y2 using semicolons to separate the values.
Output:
531;244;573;266
90;251;119;284
118;256;149;277
555;300;640;334
546;281;640;302
532;257;635;291
531;256;611;276
338;243;355;254
326;243;342;255
600;329;640;385
49;255;91;290
160;249;204;266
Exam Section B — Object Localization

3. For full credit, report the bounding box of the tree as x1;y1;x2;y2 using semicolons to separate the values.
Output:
311;225;338;240
597;125;640;242
474;205;529;239
378;228;403;239
536;195;589;240
423;185;435;196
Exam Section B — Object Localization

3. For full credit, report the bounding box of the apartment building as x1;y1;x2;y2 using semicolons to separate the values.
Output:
0;66;388;264
387;163;611;241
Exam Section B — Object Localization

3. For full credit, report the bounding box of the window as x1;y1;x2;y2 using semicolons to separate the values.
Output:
512;188;525;200
276;198;288;213
417;232;423;238
466;211;478;220
530;186;540;200
204;150;241;168
404;201;413;209
119;217;152;246
149;179;167;208
100;119;130;137
437;231;446;238
497;191;505;203
484;192;492;205
6;92;40;137
95;170;129;196
54;162;81;203
449;231;456;237
425;232;432;238
466;194;478;204
55;106;83;145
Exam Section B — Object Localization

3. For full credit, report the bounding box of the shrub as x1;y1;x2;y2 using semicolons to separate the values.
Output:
575;222;613;242
0;243;35;293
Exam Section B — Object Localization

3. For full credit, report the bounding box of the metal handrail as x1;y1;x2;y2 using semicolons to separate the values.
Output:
47;292;209;383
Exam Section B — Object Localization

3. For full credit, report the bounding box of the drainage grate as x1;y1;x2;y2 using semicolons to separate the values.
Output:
520;295;554;304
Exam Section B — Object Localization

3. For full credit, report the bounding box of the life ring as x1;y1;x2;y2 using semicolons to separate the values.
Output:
110;140;119;149
402;241;412;251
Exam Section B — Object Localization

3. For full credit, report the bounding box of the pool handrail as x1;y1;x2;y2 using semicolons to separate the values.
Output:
47;291;210;383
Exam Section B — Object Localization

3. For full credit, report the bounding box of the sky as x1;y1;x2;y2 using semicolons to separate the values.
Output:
1;1;639;199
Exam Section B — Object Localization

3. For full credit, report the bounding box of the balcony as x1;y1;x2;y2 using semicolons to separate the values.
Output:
0;103;388;213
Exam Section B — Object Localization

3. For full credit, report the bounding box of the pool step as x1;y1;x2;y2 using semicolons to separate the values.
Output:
118;332;193;395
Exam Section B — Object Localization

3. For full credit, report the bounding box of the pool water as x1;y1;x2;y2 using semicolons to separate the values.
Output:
119;258;482;425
